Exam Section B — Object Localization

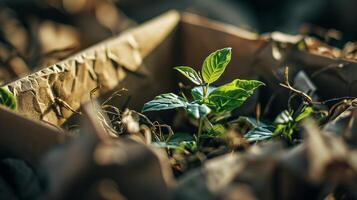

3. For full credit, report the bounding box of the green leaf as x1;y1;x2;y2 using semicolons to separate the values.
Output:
0;87;16;110
191;86;216;101
142;93;187;112
285;127;294;142
244;126;275;142
274;124;287;135
225;79;265;94
207;79;264;113
207;88;248;113
202;47;232;84
185;103;211;119
295;106;313;122
175;66;202;85
274;110;293;124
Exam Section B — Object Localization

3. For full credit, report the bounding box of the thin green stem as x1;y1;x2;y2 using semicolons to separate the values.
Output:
201;85;207;100
205;83;209;97
201;83;209;104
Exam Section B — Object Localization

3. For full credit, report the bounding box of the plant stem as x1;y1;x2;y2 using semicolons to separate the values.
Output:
205;83;209;96
201;83;209;103
197;117;204;143
201;85;207;99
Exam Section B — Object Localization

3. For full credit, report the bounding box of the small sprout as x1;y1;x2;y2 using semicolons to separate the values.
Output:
273;106;313;142
142;48;265;144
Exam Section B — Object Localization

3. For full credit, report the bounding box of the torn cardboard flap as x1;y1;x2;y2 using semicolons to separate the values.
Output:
3;10;180;126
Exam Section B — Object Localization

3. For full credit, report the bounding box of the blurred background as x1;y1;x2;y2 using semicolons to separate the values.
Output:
0;0;356;84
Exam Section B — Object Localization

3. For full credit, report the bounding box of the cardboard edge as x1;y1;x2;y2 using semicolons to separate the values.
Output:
0;105;66;165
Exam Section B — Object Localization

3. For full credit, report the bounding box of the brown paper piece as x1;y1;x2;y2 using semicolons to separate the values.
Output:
3;10;180;126
0;106;66;165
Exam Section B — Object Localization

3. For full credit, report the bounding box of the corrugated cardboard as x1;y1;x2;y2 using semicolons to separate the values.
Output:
1;10;357;165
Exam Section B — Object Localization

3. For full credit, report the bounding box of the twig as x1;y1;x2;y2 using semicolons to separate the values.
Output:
90;85;102;101
132;110;174;142
279;66;313;105
54;97;82;115
101;88;128;106
280;66;356;108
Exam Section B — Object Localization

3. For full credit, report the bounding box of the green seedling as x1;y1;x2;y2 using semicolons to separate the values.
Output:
142;47;264;144
273;105;313;142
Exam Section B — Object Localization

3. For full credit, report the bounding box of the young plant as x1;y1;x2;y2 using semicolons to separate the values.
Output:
142;47;264;143
273;105;313;142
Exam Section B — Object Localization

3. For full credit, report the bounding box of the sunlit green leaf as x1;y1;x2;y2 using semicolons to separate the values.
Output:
207;88;248;113
142;93;187;112
0;87;16;110
175;66;202;85
295;106;313;122
202;47;231;84
207;79;264;113
274;124;287;135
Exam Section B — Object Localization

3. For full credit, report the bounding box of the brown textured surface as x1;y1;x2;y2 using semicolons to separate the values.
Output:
0;10;356;199
2;10;357;167
4;10;357;127
3;11;180;126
